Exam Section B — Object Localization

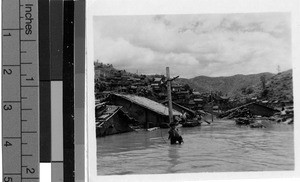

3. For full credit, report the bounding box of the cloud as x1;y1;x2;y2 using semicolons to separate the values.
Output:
93;13;291;78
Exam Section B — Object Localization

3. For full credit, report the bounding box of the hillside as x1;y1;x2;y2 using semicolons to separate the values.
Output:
94;62;136;78
95;62;293;103
175;72;274;97
241;69;293;101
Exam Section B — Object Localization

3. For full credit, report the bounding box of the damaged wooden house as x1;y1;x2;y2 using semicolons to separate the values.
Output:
95;103;136;137
108;93;182;128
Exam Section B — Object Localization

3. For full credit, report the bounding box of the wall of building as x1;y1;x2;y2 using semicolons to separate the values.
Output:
112;112;134;133
247;104;277;117
110;96;168;128
97;111;134;137
164;103;195;118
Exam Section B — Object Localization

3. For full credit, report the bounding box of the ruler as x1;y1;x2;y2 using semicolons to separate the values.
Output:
2;0;39;181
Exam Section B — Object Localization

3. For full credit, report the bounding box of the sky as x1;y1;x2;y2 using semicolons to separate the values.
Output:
93;13;291;78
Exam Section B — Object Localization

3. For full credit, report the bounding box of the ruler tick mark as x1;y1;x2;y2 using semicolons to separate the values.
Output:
22;154;33;157
3;173;22;175
3;65;20;66
21;85;39;87
3;101;21;103
21;74;27;76
21;108;32;111
3;137;21;139
22;131;37;134
21;97;28;99
21;39;36;42
21;142;28;145
2;28;23;30
21;62;32;65
20;51;27;53
51;161;63;163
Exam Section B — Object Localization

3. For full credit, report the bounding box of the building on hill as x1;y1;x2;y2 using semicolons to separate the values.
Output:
175;90;189;99
282;100;293;107
108;93;182;128
194;98;203;103
117;86;128;93
171;84;182;92
193;98;204;110
151;83;160;92
150;77;166;92
192;91;201;98
153;77;164;84
171;84;190;102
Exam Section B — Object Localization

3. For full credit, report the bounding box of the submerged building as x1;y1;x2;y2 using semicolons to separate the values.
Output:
109;93;182;128
161;100;196;118
95;105;135;137
222;102;279;117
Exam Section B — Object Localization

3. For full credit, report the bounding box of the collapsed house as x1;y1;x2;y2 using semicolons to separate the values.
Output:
108;93;182;128
161;101;196;118
95;104;135;137
219;102;279;118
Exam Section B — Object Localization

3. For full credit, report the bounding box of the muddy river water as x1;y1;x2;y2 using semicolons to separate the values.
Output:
97;119;294;175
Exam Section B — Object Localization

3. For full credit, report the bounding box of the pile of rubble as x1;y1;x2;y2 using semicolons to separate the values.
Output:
220;106;294;128
269;114;293;124
235;118;266;128
220;108;253;119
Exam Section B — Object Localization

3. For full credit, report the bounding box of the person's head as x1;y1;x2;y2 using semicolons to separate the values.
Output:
170;122;176;129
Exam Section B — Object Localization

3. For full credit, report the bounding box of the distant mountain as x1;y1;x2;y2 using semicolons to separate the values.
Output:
175;72;275;97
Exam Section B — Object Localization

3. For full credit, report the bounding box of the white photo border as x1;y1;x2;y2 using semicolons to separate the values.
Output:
86;0;300;181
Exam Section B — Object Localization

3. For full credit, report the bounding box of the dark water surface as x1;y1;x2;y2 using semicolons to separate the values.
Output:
97;119;294;175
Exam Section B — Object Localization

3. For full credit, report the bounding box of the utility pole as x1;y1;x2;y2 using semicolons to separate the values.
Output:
166;67;174;124
277;65;281;74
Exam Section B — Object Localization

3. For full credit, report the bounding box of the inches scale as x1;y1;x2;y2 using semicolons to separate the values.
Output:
2;0;39;182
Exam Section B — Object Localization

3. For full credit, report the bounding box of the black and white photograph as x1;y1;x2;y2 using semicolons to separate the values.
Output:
87;0;300;181
94;13;294;175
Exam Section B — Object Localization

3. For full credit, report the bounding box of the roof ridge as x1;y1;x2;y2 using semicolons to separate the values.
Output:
113;93;181;116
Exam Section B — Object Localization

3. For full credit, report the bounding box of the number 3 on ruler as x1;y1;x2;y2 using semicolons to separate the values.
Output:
3;104;12;110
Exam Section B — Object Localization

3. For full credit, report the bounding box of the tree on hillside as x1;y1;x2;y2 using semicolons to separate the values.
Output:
183;84;193;93
260;75;268;98
260;75;266;90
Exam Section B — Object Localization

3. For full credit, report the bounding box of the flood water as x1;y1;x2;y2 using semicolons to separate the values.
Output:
97;119;294;175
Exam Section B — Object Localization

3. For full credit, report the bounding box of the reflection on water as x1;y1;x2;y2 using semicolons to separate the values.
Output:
97;119;294;175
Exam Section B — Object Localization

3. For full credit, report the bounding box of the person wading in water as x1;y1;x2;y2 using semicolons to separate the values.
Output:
168;122;183;144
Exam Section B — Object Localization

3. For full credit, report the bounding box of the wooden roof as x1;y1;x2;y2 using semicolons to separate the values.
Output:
113;93;181;116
